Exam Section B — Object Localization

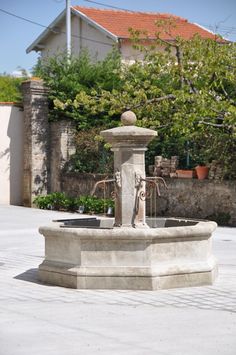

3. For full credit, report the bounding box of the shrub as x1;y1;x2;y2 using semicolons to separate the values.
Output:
207;212;231;226
33;193;114;214
33;50;122;128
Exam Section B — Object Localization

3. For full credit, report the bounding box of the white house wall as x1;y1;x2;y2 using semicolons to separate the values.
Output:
41;19;67;58
79;19;115;60
120;42;145;63
0;104;24;205
41;15;115;60
120;42;176;64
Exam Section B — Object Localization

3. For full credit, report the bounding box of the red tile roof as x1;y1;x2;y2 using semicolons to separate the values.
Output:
73;6;217;41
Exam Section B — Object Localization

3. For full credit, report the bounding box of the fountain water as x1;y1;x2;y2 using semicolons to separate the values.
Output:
38;111;218;290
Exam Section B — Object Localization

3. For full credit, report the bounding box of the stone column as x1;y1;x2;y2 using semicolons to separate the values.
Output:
21;79;49;206
112;146;148;227
101;111;157;228
50;120;76;192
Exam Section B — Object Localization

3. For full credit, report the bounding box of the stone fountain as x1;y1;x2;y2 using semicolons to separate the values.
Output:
38;111;218;290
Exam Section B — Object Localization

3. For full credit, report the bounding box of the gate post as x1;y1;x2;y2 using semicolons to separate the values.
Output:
21;79;49;206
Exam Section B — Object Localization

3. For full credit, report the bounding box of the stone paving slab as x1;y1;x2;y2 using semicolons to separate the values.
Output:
0;205;236;355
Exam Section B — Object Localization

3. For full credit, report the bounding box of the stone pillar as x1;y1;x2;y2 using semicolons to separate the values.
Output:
101;111;157;228
21;79;49;206
50;120;76;192
112;146;148;227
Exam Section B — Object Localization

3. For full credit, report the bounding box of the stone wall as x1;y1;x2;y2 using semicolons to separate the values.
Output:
62;174;236;226
50;120;76;193
151;179;236;226
62;172;113;199
21;80;76;206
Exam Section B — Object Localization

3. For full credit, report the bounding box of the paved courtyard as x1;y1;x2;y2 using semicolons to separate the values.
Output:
0;205;235;355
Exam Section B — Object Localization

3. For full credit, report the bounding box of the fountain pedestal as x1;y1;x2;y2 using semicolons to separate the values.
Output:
38;111;218;290
100;111;157;228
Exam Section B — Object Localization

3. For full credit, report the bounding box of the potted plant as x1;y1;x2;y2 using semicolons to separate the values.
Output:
176;169;193;179
195;162;209;180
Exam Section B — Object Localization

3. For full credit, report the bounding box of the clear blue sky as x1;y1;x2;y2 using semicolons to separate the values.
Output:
0;0;236;74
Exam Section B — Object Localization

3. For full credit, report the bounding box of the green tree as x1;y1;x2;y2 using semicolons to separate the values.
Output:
35;31;236;177
33;50;123;128
0;75;25;102
59;36;236;133
53;34;236;175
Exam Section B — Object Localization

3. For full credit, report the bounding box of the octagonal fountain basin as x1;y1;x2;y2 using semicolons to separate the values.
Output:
38;111;217;290
38;218;218;290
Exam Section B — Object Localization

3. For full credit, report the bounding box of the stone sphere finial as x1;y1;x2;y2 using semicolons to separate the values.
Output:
121;111;137;126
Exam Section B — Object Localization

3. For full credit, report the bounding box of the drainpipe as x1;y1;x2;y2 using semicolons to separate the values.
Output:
66;0;71;59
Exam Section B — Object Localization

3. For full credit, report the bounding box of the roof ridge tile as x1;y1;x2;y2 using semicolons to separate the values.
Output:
73;6;187;21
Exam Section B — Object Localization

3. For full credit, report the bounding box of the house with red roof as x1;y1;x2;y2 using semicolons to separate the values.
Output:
26;6;219;62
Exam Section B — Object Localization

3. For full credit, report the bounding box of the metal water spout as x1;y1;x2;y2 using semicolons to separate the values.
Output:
91;177;115;196
91;171;121;197
137;176;168;197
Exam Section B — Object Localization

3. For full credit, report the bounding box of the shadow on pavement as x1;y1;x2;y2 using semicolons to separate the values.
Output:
14;268;43;285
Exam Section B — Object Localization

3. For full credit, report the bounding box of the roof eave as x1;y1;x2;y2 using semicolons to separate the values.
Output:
26;10;66;53
193;22;228;42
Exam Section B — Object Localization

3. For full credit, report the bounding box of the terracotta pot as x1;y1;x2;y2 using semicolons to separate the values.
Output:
176;169;193;179
195;165;209;180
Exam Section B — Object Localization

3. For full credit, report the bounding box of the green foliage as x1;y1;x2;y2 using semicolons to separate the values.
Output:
33;50;122;129
76;195;114;214
34;30;236;178
146;134;190;169
33;194;53;210
0;76;24;102
64;128;113;174
207;212;231;226
54;35;235;177
64;36;236;136
33;192;77;211
33;192;114;214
